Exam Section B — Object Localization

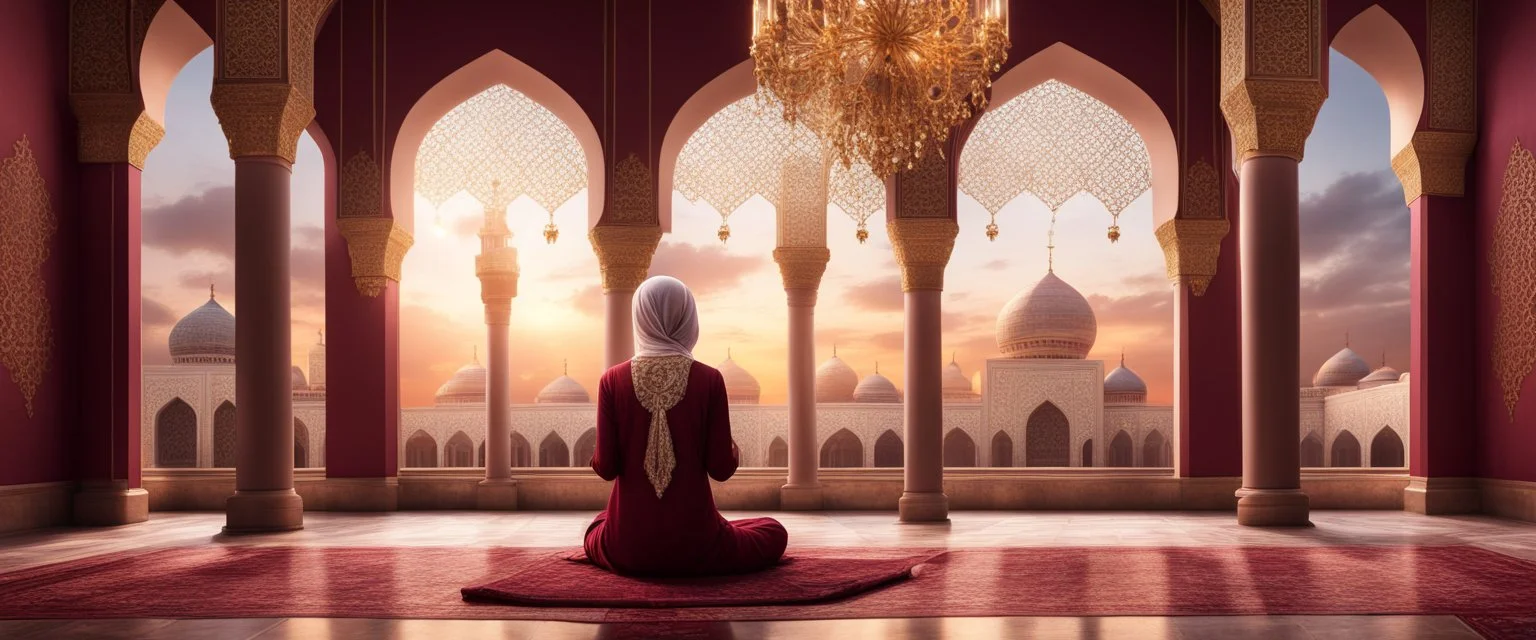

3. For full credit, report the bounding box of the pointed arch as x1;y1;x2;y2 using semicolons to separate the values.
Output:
990;431;1013;467
405;430;439;468
213;401;237;467
390;49;606;232
1142;430;1168;467
138;1;214;127
767;436;789;467
943;428;977;467
477;441;486;468
1108;430;1134;467
511;432;532;468
1330;5;1426;158
1301;433;1325;467
574;428;598;468
293;418;311;469
1081;438;1094;468
819;428;863;468
154;398;197;468
1331;431;1363;467
1025;401;1071;466
539;432;570;467
658;59;756;233
444;431;475;467
874;430;903;468
978;43;1180;227
1369;426;1405;468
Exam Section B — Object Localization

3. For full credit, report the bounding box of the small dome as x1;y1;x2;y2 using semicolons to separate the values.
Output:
718;352;761;404
997;271;1097;359
1104;355;1147;403
535;374;591;404
815;350;860;403
1312;347;1372;388
169;287;236;364
308;330;326;391
1358;364;1403;389
853;368;901;403
942;354;979;402
435;349;488;405
290;365;309;391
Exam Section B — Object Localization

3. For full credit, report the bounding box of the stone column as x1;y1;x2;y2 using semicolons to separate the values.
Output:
589;224;662;367
888;217;959;523
1219;0;1326;526
775;248;830;509
476;188;519;510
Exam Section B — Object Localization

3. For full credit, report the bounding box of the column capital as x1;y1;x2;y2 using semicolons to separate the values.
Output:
1219;0;1326;163
773;246;831;294
69;93;164;169
1391;130;1477;205
210;83;315;163
588;224;662;292
1155;218;1230;296
476;247;520;312
336;216;414;298
887;218;959;292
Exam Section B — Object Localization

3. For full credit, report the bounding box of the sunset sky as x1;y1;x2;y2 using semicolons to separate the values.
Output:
140;49;1408;407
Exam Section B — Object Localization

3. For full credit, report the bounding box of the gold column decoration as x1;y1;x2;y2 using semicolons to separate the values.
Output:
1490;140;1536;420
1387;0;1477;206
1218;0;1327;163
606;154;658;225
70;94;165;169
210;83;315;163
1391;130;1478;205
211;0;333;163
773;247;831;293
69;0;169;168
1155;218;1230;296
335;151;412;297
0;137;57;417
887;217;959;292
588;224;662;293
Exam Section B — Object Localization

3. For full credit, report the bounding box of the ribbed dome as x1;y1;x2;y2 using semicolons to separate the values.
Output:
853;368;901;403
535;375;591;403
718;353;761;404
1104;355;1147;403
1312;347;1372;387
169;289;236;364
997;271;1097;359
1358;365;1403;389
308;330;326;391
290;365;309;391
815;351;860;403
435;350;487;405
942;355;979;402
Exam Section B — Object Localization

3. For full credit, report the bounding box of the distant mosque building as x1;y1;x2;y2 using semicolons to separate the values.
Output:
1299;342;1410;468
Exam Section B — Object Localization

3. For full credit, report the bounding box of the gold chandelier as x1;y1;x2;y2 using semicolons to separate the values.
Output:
751;0;1010;180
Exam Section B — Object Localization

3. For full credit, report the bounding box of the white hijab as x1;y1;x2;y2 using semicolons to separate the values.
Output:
632;276;699;359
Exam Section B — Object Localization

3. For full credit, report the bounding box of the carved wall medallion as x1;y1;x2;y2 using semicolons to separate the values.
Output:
588;224;663;292
1490;140;1536;420
336;216;414;298
0;137;57;417
887;217;959;291
1155;218;1229;296
607;154;657;225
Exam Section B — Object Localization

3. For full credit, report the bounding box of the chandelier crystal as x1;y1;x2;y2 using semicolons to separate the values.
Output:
752;0;1010;179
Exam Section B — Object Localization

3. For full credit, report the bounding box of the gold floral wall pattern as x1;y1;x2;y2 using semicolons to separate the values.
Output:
1491;140;1536;420
0;136;57;417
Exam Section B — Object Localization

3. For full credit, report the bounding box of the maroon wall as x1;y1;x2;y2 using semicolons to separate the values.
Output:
0;0;77;486
1474;0;1536;483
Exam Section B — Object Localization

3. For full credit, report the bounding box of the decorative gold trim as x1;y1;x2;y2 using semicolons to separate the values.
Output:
336;217;413;298
588;224;662;292
887;217;959;292
69;94;165;169
773;246;831;292
1490;140;1536;420
606;154;657;225
209;83;315;163
0;136;57;417
1219;0;1326;162
1391;130;1477;205
338;151;381;218
1427;0;1476;133
1180;160;1223;220
1155;218;1229;296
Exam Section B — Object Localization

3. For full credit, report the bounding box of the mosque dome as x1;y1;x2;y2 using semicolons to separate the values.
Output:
997;271;1097;359
435;349;488;405
815;350;860;403
1103;354;1148;404
1312;347;1372;388
290;366;309;391
535;372;592;404
308;330;326;392
853;367;901;403
1358;364;1403;389
942;354;979;402
718;352;761;404
169;288;236;364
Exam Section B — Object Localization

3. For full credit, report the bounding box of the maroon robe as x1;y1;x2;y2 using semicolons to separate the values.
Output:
584;360;788;577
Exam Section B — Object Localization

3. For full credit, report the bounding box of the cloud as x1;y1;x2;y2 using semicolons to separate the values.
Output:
142;186;235;258
178;267;235;300
567;284;605;318
981;259;1009;271
647;241;768;296
1086;290;1174;335
843;276;904;312
142;297;179;328
294;224;324;248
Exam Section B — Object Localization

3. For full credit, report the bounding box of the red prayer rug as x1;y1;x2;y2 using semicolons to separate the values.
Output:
1;545;1535;624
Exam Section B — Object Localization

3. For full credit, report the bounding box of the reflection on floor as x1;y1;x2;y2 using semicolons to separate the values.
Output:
2;511;1533;639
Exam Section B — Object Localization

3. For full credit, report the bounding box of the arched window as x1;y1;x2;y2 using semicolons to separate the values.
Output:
991;431;1013;467
819;428;863;468
539;432;570;467
293;418;310;469
873;430;903;468
154;398;197;468
511;433;532;468
1330;432;1362;467
1300;434;1324;467
1369;427;1404;468
574;428;598;468
477;441;485;467
1108;431;1134;467
405;431;438;468
1025;401;1070;466
1081;439;1094;468
213;401;237;467
443;431;474;467
1142;430;1167;467
943;429;977;467
767;437;789;467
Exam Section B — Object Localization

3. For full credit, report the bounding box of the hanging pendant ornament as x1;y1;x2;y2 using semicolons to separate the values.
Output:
1106;224;1120;243
986;214;1000;242
543;213;559;244
855;222;869;244
717;222;731;244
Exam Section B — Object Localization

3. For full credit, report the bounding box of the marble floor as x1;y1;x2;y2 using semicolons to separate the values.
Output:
3;510;1533;639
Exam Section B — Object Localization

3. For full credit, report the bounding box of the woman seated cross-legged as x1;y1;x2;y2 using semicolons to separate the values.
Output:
582;275;788;578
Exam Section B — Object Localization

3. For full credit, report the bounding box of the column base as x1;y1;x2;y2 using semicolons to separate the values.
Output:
779;484;823;510
72;483;149;527
1404;477;1480;515
1235;487;1311;526
320;477;398;511
224;489;304;534
477;479;519;511
898;491;949;523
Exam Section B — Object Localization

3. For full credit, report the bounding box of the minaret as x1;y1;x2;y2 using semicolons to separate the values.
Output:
475;180;519;509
